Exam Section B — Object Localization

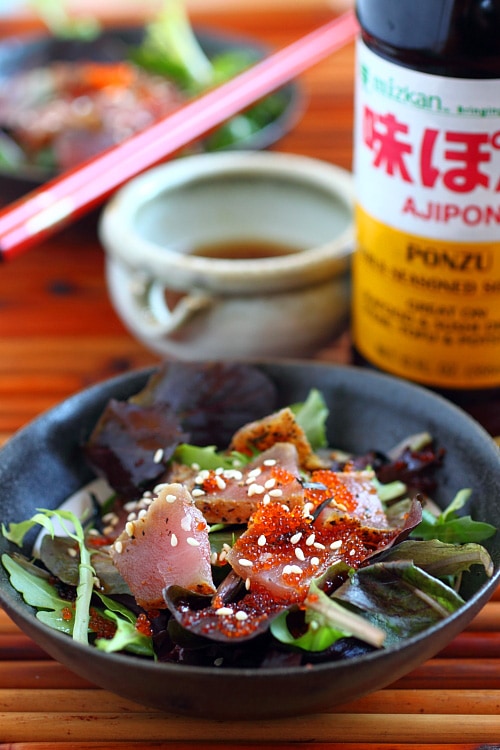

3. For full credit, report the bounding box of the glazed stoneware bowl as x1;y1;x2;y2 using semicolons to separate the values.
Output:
0;361;498;720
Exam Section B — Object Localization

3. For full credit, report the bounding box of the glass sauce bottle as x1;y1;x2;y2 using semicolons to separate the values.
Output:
352;0;500;436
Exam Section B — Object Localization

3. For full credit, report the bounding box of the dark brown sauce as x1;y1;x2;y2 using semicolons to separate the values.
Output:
190;239;301;260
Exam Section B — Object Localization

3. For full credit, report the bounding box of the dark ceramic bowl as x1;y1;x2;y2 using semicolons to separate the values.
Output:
0;27;302;204
0;361;498;719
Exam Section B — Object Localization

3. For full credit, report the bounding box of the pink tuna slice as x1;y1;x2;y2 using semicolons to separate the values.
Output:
193;442;304;524
110;483;215;610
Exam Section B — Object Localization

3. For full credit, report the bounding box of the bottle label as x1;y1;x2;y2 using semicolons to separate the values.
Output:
353;39;500;389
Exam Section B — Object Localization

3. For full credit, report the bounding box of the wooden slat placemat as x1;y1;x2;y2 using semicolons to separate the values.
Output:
1;586;500;745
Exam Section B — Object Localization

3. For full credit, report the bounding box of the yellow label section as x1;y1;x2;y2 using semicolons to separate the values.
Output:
352;206;500;389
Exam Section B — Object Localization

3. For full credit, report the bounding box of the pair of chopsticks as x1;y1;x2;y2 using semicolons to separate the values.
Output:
0;9;359;261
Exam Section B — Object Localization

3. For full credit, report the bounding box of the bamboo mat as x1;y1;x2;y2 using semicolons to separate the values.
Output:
1;586;500;747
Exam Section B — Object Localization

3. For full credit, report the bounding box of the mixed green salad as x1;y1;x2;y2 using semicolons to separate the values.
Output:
1;362;496;668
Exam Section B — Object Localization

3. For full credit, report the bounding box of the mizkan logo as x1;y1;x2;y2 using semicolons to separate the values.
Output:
406;243;494;272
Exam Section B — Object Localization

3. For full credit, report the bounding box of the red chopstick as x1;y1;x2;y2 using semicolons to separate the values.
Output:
0;9;358;260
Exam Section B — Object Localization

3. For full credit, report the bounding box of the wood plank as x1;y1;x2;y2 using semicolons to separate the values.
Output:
1;711;500;744
0;745;488;750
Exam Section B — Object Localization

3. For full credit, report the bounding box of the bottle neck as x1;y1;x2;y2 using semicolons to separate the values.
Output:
356;0;500;77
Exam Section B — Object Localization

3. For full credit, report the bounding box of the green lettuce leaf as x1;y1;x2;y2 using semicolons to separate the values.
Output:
411;489;496;544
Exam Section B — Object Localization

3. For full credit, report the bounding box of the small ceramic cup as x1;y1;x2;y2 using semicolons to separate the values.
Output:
98;151;354;360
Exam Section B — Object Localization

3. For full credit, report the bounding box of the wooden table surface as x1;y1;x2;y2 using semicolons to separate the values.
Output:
1;5;500;748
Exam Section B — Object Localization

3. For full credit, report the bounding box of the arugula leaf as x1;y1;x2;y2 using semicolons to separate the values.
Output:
411;489;496;544
2;509;95;644
94;593;154;657
1;553;74;635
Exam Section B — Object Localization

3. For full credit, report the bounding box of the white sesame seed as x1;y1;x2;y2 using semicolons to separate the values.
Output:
245;577;251;590
295;547;306;562
191;462;201;471
306;533;316;546
153;483;169;493
215;607;233;616
283;564;302;576
102;512;118;524
114;540;123;554
311;556;320;566
125;521;135;537
290;532;302;544
235;611;248;621
67;547;78;557
247;482;265;496
195;470;210;484
165;493;177;504
262;494;271;505
153;448;164;464
138;509;148;519
330;539;343;550
210;551;218;565
170;533;178;547
127;512;137;521
238;558;253;567
215;475;227;490
302;502;314;518
222;543;232;552
180;516;192;531
123;501;138;512
349;548;356;556
218;550;228;562
263;459;277;466
191;488;206;498
223;469;243;481
247;467;262;479
257;534;267;546
280;504;290;512
88;528;100;537
264;477;276;489
268;488;283;497
103;525;114;536
186;537;200;547
313;542;326;550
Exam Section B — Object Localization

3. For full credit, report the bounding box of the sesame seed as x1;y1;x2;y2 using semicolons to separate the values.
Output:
238;558;253;567
170;533;178;547
114;540;123;554
306;533;316;546
330;539;343;550
264;477;276;489
223;469;243;481
153;448;164;464
153;483;169;493
247;483;265;496
311;556;320;566
210;551;218;565
102;512;118;524
215;475;227;490
125;521;135;537
195;470;210;484
103;525;114;536
263;459;277;466
290;532;302;544
123;501;138;512
268;488;283;497
313;542;326;550
262;494;271;505
138;509;148;519
281;504;290;512
186;537;200;547
165;493;177;504
295;547;305;562
87;528;100;537
349;548;356;556
191;488;206;498
235;610;248;621
215;607;233;616
245;577;251;590
127;512;137;522
257;534;267;546
302;502;314;518
218;550;228;562
180;516;192;531
283;564;302;576
247;467;262;479
191;462;201;471
67;547;78;558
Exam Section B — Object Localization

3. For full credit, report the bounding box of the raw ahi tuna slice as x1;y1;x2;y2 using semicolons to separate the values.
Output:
192;443;304;524
110;483;215;610
227;471;403;601
311;469;390;528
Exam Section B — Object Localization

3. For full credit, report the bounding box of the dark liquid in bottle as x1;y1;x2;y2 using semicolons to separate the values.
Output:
353;0;500;437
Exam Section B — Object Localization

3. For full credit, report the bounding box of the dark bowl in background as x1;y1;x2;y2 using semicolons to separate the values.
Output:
0;361;498;719
0;27;302;205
